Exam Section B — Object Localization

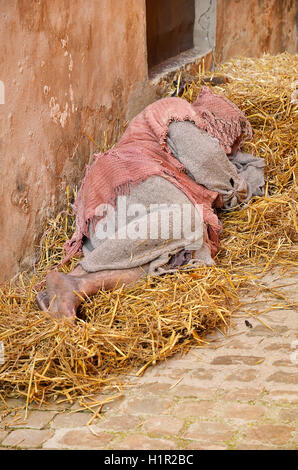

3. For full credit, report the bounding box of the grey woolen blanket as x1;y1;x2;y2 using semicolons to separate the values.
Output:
167;121;265;208
81;121;265;274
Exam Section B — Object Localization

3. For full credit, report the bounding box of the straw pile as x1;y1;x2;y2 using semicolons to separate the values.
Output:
0;53;297;415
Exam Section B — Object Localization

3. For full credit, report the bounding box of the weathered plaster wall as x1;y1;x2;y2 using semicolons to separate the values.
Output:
215;0;298;63
194;0;216;53
0;0;148;282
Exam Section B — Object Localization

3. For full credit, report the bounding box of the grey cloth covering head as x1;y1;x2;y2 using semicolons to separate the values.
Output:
229;151;266;202
167;121;265;209
80;120;265;274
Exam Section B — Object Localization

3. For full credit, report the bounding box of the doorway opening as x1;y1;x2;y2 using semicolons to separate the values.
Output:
146;0;216;78
146;0;195;70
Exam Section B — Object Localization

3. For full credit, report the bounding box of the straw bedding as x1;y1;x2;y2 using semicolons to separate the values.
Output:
0;53;297;415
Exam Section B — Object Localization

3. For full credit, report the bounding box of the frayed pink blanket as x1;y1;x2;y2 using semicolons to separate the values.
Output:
63;87;252;264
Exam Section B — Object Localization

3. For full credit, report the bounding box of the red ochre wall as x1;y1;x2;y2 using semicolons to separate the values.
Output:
0;0;148;282
216;0;297;63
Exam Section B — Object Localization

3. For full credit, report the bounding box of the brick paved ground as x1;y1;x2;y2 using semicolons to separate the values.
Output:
0;268;297;450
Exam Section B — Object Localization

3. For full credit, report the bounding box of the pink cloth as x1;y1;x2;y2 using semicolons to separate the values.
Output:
62;87;252;266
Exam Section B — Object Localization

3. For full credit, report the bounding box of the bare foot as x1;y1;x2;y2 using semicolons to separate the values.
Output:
37;264;149;320
46;271;80;319
36;265;84;312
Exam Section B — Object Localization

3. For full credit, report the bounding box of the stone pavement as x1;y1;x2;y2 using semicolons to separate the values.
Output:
0;269;297;450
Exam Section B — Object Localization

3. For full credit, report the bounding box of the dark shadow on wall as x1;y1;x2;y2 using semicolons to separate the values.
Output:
146;0;195;69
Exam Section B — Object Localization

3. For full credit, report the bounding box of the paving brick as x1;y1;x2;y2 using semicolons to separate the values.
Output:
265;343;292;352
273;360;297;367
135;382;172;395
204;444;229;450
4;410;57;429
115;434;176;450
2;429;54;448
235;444;280;450
0;412;23;428
0;430;9;444
43;428;114;449
279;408;298;422
183;421;234;442
71;394;125;413
174;400;215;418
190;368;214;380
51;411;94;428
221;403;265;421
168;385;215;400
142;415;184;436
188;443;228;450
122;397;173;415
248;325;288;337
211;355;264;365
29;400;73;411
267;371;298;385
226;369;258;382
269;390;298;404
224;339;251;349
4;398;26;409
160;369;194;381
224;389;262;401
95;414;140;432
184;442;204;450
245;424;295;445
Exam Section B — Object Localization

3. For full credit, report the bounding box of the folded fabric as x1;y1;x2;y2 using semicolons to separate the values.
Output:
62;87;253;268
80;120;265;275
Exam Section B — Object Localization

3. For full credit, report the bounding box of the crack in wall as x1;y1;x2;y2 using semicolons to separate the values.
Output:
198;0;212;49
194;0;216;52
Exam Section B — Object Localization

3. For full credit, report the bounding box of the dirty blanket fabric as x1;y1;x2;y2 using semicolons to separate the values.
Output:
63;87;254;267
82;175;214;274
81;120;265;274
167;121;265;209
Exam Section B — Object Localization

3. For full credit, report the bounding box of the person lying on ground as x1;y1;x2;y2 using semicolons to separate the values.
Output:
36;87;265;319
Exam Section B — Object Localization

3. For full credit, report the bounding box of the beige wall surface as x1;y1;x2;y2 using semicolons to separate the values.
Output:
216;0;297;63
0;0;148;282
